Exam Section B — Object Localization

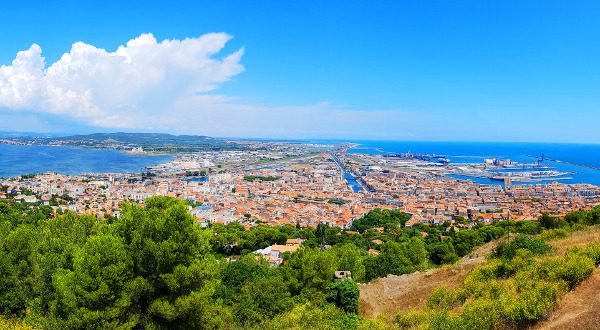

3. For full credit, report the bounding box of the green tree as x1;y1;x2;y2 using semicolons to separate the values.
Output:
326;279;360;314
282;247;337;295
428;242;459;265
379;241;415;275
234;275;291;326
454;230;484;257
330;243;366;282
51;234;137;329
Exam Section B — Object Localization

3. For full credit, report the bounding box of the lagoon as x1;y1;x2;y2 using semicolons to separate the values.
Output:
0;144;173;178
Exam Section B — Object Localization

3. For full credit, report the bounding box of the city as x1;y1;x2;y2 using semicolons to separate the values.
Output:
2;144;598;229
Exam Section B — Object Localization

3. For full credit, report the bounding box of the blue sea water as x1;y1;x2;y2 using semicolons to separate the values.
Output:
0;144;173;178
345;141;600;187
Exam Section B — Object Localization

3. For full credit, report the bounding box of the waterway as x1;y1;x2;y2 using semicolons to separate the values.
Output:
329;152;364;192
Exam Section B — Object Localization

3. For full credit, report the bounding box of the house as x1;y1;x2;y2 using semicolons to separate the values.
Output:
14;195;37;203
286;238;305;246
254;243;301;267
271;244;300;257
334;271;352;280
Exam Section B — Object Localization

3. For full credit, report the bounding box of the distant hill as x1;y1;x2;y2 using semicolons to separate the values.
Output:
1;132;241;152
0;131;61;138
59;132;218;146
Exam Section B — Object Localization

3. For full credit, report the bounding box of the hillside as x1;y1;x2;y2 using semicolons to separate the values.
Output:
0;199;598;329
360;226;600;328
535;227;600;329
57;132;216;146
1;132;241;152
359;240;497;319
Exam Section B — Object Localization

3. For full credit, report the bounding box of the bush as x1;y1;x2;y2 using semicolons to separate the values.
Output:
460;298;501;329
537;254;595;289
502;281;560;323
540;228;569;241
427;287;462;310
396;311;428;329
429;311;462;329
265;303;362;329
326;279;360;314
493;235;551;260
570;242;600;264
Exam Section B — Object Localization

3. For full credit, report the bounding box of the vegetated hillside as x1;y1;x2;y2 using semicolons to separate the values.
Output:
58;132;216;145
53;132;237;151
6;132;241;151
535;226;600;330
359;240;497;320
365;223;600;329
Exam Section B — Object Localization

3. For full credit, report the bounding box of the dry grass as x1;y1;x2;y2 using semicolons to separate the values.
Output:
535;267;600;330
359;226;600;327
358;240;496;319
548;225;600;254
534;226;600;330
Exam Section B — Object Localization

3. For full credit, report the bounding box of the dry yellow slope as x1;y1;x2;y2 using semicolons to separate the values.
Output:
535;227;600;330
359;227;600;324
359;240;496;319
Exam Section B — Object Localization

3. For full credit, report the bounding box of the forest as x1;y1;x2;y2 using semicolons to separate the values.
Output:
0;197;599;329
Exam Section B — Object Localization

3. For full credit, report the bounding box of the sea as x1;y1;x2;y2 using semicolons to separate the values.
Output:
346;141;600;187
0;144;173;178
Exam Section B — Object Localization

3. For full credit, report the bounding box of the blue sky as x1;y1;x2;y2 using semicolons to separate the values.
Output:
0;1;599;142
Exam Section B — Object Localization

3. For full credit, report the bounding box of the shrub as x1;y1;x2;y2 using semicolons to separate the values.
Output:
396;311;428;329
427;287;461;310
460;298;501;329
538;254;595;289
503;281;559;323
570;242;600;264
493;235;551;260
540;228;569;241
429;311;462;329
326;279;360;314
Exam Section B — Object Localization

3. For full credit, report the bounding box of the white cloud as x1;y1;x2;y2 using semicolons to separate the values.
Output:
0;33;417;139
0;33;244;127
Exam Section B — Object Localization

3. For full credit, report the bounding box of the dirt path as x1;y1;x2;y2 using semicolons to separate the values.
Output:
535;267;600;330
359;241;496;319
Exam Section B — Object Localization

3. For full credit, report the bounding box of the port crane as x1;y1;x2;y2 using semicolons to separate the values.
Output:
536;154;545;167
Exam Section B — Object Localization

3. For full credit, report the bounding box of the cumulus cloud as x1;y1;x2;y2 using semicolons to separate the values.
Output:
0;33;244;127
0;33;417;139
